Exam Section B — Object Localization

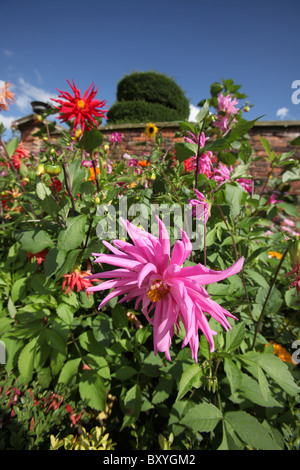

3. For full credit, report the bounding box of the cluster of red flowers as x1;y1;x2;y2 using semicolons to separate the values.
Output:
1;384;84;430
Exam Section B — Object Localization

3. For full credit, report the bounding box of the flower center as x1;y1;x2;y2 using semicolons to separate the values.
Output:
77;99;85;109
147;279;169;303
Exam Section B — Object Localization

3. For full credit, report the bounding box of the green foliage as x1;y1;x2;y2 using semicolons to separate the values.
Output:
107;71;190;123
0;77;299;451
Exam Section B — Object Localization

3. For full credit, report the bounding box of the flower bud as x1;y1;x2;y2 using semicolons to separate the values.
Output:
289;238;300;265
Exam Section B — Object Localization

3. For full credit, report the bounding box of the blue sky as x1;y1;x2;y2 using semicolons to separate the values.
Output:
1;0;300;135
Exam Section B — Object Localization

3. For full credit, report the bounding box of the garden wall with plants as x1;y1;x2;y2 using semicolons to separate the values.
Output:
0;78;299;451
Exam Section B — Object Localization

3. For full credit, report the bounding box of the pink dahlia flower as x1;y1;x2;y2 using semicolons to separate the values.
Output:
87;217;244;362
213;162;233;184
217;93;239;116
188;189;211;224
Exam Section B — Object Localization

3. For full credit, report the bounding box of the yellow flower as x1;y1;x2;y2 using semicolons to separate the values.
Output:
268;251;282;260
71;129;82;141
145;122;158;138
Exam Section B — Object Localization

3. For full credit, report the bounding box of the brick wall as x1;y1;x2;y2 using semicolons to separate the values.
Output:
16;117;300;196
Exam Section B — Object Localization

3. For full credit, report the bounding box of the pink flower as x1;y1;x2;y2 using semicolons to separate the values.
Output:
183;131;214;177
217;93;239;116
213;93;239;133
213;162;233;184
87;217;244;362
110;132;122;143
188;189;211;224
237;178;252;194
268;191;282;205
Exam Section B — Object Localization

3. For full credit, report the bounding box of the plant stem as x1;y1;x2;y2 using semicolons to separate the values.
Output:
91;152;100;192
251;245;289;350
62;162;77;215
215;203;254;321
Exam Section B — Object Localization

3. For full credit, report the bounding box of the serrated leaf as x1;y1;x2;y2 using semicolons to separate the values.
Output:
15;230;54;254
176;363;203;400
18;338;37;383
225;411;280;450
225;321;245;352
182;403;223;433
58;358;81;385
79;369;106;411
5;137;19;158
57;215;87;251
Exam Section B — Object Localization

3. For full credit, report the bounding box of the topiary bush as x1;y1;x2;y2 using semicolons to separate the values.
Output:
107;100;185;124
107;71;190;123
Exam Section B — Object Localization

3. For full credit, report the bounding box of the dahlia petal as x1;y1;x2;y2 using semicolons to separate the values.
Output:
176;257;244;284
137;263;157;287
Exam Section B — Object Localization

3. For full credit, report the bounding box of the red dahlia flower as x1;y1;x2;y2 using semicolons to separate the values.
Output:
51;79;108;133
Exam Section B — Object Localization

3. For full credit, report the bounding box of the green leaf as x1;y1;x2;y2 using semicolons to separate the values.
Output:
195;100;209;124
174;142;197;163
121;384;142;430
16;230;54;254
112;365;138;382
152;375;173;404
181;403;223;433
83;128;103;154
55;249;80;280
36;181;51;200
5;137;19;158
18;338;37;383
225;411;280;449
224;358;243;394
44;249;66;278
176;363;203;400
277;201;299;218
225;321;245;352
58;358;81;385
257;353;300;396
237;373;280;407
57;215;87;251
11;277;27;303
255;286;282;316
225;183;245;218
66;158;86;196
45;328;67;354
37;367;52;388
79;369;106;411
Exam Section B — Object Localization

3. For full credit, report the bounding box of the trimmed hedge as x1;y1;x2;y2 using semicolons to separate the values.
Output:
107;100;185;124
107;71;190;123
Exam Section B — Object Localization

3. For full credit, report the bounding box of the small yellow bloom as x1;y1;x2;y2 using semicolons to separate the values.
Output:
145;122;158;138
104;144;109;151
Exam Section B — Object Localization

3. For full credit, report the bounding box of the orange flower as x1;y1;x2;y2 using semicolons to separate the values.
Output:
268;251;282;260
89;166;100;182
0;81;16;112
267;341;294;364
138;160;150;168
